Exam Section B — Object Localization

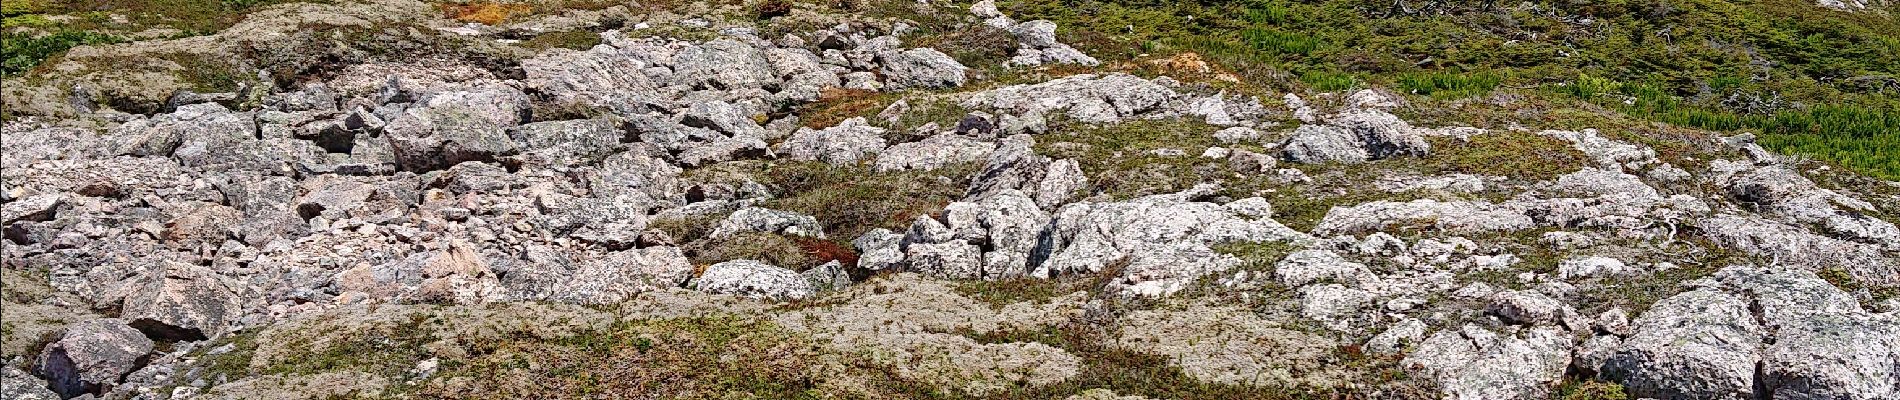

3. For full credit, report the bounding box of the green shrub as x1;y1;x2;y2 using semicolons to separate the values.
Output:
1397;71;1501;99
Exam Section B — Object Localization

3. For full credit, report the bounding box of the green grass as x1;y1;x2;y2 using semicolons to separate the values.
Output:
1001;0;1900;180
0;30;122;76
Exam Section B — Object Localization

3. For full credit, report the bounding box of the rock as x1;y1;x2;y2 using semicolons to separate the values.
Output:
1697;214;1897;285
2;366;59;400
878;48;968;90
673;39;777;90
121;262;244;341
109;103;254;158
550;246;694;304
1036;159;1088;209
854;229;905;271
1486;290;1570;327
1212;127;1260;144
779;117;888;166
801;260;851;292
904;241;985;279
1314;199;1535;236
1600;288;1763;400
520;47;661;116
1281;125;1368;163
959;74;1176;124
1273;249;1374;287
36;318;153;398
383;87;529;172
1404;325;1572;400
1034;186;1311;296
694;260;818;301
1367;318;1427;355
710;207;825;239
1297;284;1372;331
1712;161;1900;249
1558;256;1629;280
2;193;64;224
875;133;997;172
508;118;623;161
768;48;841;103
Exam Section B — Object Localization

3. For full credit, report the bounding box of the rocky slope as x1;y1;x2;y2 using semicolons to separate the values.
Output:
2;0;1898;399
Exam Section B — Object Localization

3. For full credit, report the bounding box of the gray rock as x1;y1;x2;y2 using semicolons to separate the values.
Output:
1404;325;1572;400
904;241;985;279
1036;159;1088;209
109;103;254;158
1558;256;1630;280
1367;318;1427;355
1212;127;1261;144
1281;125;1368;163
960;74;1175;124
1314;199;1535;236
520;47;662;116
878;48;967;90
673;39;777;90
778;117;888;166
2;193;64;224
710;207;825;239
854;229;905;271
550;246;694;304
1486;290;1571;327
121;263;243;341
1600;288;1763;400
694;260;818;301
767;48;841;103
875;133;996;172
681;100;769;138
383;87;529;172
36;319;153;398
508;118;623;161
801;260;851;292
1035;185;1312;297
2;366;59;400
1697;214;1897;286
1273;249;1373;287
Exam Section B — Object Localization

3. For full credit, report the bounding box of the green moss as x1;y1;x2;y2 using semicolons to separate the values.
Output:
0;30;123;76
1557;379;1630;400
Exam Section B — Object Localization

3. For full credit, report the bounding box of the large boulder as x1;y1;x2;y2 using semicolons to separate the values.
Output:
120;263;245;341
549;247;695;304
35;318;154;398
520;46;663;116
2;366;59;400
1404;325;1572;400
383;86;530;172
672;39;777;90
1599;288;1764;399
694;260;818;301
778;117;888;166
709;207;825;239
875;133;996;172
959;74;1176;124
878;48;968;90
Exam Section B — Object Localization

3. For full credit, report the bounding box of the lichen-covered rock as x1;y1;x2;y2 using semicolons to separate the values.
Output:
1314;199;1535;236
879;48;968;90
1035;186;1311;296
383;86;529;172
875;133;996;172
1600;288;1763;400
1273;249;1375;287
508;118;623;162
549;247;695;304
520;46;662;116
959;73;1176;124
672;39;777;90
779;117;887;166
36;318;153;398
2;366;59;400
1404;325;1572;400
710;207;825;239
693;260;817;301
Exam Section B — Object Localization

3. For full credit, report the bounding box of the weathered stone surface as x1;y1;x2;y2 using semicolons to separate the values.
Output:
2;366;59;400
1404;325;1572;400
1600;288;1764;400
710;207;825;239
383;86;529;172
36;318;153;398
121;263;244;341
694;260;817;301
878;48;968;90
549;247;695;304
673;39;777;90
779;117;887;166
520;47;662;116
1035;186;1311;296
875;133;996;172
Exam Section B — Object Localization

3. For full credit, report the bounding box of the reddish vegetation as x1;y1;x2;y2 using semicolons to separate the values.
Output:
792;236;858;269
440;2;531;25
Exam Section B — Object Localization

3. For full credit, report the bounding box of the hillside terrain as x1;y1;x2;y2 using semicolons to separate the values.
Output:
1;0;1898;399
